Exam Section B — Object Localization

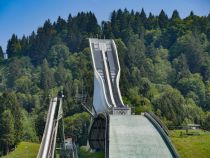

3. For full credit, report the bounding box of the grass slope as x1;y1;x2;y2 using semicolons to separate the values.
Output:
2;143;104;158
79;147;104;158
171;130;210;158
3;130;210;158
2;142;39;158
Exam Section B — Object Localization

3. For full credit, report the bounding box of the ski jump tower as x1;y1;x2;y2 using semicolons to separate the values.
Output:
89;38;128;113
88;38;179;158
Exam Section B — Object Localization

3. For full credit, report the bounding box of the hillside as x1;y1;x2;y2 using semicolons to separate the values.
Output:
3;131;210;158
171;130;210;158
2;142;39;158
0;9;210;157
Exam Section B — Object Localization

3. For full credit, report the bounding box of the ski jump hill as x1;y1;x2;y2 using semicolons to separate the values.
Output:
36;38;180;158
88;38;180;158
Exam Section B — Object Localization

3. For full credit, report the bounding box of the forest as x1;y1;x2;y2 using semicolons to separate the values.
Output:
0;8;210;155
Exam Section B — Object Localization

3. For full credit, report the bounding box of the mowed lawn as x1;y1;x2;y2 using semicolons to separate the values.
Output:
2;142;40;158
3;131;210;158
2;143;104;158
170;130;210;158
79;146;104;158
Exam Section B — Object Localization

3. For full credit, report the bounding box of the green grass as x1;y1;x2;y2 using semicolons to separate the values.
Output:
2;142;39;158
4;131;210;158
79;146;104;158
2;143;104;158
170;130;210;158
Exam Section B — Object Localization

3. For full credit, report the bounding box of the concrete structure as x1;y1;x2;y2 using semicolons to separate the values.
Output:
109;115;173;158
89;38;124;114
37;97;59;158
37;96;77;158
88;38;179;158
36;38;179;158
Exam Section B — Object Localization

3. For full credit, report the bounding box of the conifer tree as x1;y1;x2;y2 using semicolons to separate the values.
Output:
171;10;181;20
0;46;4;61
140;8;147;27
158;10;169;28
1;92;23;144
40;59;55;93
55;62;66;86
6;34;22;58
0;110;15;155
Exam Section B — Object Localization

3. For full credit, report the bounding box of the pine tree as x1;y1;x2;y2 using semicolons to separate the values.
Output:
0;46;4;61
0;110;15;155
56;16;67;31
1;92;23;144
147;13;158;29
171;10;180;20
6;34;22;58
101;21;113;38
7;59;23;87
140;8;147;27
29;20;55;65
67;14;72;24
55;62;66;86
20;36;29;56
158;10;169;28
40;59;55;93
133;12;142;33
190;11;195;17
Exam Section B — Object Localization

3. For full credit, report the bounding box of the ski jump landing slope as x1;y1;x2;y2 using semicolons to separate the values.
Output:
109;115;175;158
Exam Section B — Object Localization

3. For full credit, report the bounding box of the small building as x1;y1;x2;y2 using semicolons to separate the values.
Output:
187;124;200;130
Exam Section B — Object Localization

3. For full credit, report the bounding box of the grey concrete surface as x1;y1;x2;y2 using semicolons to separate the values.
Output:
109;115;173;158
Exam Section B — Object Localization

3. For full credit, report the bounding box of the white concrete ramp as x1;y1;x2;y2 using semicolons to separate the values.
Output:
109;115;173;158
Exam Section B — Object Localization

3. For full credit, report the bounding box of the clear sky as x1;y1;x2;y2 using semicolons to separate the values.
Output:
0;0;210;51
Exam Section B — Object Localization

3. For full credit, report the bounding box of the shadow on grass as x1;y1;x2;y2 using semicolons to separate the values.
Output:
79;146;104;158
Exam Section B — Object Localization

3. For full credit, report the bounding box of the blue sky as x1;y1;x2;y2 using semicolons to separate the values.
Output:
0;0;210;51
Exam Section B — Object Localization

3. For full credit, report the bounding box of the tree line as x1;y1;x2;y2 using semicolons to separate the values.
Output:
0;9;210;155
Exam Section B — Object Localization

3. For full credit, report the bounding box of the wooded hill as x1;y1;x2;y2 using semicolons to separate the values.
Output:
0;9;210;155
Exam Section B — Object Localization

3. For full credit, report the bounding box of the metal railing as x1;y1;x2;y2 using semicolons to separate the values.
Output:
111;107;131;115
144;112;180;158
147;112;170;135
37;97;58;158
